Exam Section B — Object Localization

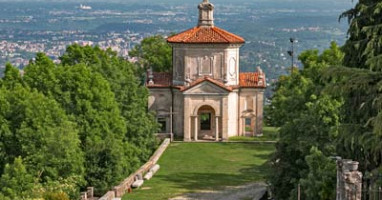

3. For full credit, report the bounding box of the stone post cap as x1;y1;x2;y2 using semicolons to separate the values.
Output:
343;160;359;172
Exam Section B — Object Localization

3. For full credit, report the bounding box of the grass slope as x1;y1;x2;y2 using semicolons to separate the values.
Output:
123;143;274;200
229;127;279;142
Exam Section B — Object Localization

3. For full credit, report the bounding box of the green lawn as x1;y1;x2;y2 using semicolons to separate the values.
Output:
229;127;279;142
123;143;274;200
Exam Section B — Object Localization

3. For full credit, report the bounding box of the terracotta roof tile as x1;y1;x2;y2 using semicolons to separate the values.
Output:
146;72;172;88
239;72;266;88
181;76;232;92
146;72;266;89
167;26;245;44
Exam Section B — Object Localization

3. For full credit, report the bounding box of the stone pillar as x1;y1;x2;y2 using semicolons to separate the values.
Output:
183;116;191;142
194;116;198;141
337;159;362;200
80;192;87;200
185;116;191;141
215;116;219;141
87;187;94;198
242;117;246;136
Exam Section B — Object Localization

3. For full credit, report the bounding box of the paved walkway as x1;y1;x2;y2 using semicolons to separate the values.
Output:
169;182;267;200
172;140;277;144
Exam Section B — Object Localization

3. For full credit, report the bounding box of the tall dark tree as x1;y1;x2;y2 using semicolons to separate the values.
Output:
267;43;343;199
340;0;382;71
268;0;382;198
324;0;382;178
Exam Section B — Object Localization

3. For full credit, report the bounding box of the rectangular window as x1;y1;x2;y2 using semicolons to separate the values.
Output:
200;113;211;130
158;118;167;133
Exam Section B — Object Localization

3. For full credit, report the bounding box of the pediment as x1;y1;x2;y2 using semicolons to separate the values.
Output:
183;81;230;95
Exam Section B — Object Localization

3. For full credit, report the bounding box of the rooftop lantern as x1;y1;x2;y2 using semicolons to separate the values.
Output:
198;0;214;27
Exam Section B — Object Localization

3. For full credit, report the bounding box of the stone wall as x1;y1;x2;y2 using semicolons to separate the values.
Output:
238;88;264;136
171;43;243;86
81;139;171;200
148;88;172;133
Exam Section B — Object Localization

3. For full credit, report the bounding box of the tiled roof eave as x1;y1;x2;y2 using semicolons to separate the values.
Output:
180;77;232;92
167;26;245;44
168;41;245;44
239;86;266;89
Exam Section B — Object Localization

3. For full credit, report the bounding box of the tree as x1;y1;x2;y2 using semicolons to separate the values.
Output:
340;0;382;71
324;0;382;175
2;63;23;89
1;64;84;185
267;43;343;199
60;45;159;165
129;35;172;72
24;53;133;193
0;84;85;189
299;147;336;200
0;157;35;199
269;1;382;198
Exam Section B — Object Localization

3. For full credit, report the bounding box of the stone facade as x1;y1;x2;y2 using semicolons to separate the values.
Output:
147;0;266;141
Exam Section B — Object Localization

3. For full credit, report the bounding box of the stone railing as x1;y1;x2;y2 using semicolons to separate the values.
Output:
98;191;115;200
97;138;171;200
80;187;94;200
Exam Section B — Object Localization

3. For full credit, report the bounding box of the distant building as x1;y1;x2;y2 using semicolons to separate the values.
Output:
147;0;266;141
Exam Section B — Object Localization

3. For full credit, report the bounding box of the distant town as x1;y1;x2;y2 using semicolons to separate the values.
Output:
0;0;353;97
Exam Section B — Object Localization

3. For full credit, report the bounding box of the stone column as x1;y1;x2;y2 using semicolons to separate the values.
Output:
242;117;246;136
87;187;94;198
215;116;219;141
194;116;198;141
184;116;192;141
183;98;191;142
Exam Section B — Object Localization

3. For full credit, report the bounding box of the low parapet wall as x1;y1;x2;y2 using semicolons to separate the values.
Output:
98;191;115;200
99;138;171;200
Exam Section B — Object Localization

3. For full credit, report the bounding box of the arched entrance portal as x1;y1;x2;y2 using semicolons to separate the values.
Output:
193;105;220;141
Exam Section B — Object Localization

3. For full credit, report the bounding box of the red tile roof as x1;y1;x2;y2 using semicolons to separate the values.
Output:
181;76;232;92
167;26;245;44
239;72;266;88
146;72;266;89
146;72;172;88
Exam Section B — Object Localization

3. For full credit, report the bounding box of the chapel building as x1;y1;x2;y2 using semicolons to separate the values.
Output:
147;0;266;141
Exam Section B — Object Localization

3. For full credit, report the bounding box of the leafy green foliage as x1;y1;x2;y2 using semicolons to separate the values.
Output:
0;157;35;199
268;0;382;197
129;35;172;72
267;43;343;199
0;67;85;198
323;0;382;177
24;55;130;193
299;147;336;200
43;192;70;200
0;45;159;198
340;0;382;71
2;63;23;89
60;44;158;165
0;75;84;183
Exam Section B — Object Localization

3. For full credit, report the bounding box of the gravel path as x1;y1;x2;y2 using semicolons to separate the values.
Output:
169;182;267;200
